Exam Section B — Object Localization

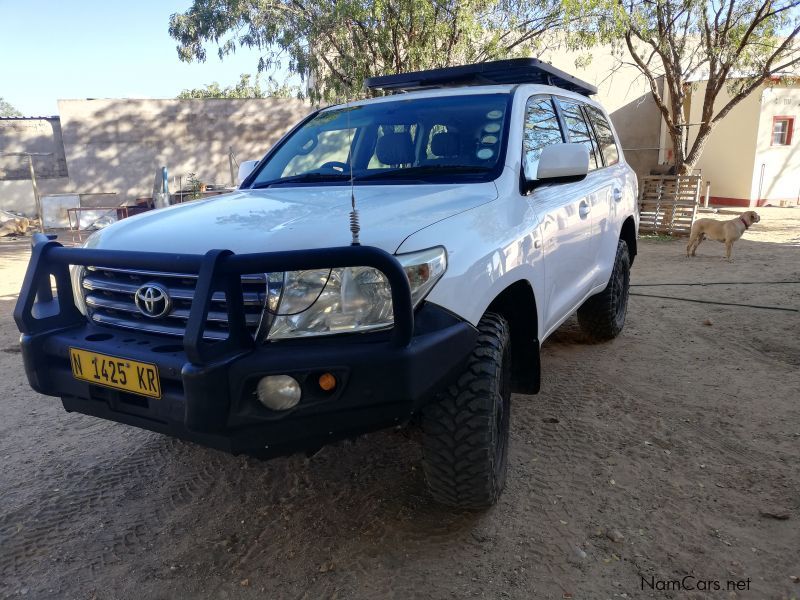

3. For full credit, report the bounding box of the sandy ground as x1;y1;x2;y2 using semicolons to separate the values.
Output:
0;208;798;600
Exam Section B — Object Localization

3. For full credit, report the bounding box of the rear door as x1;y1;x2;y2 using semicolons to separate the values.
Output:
554;97;615;289
583;104;630;287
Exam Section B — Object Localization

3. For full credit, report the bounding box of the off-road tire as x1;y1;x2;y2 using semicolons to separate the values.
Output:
577;239;630;341
420;312;511;509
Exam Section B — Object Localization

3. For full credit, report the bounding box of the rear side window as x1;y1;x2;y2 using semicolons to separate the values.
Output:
522;96;564;179
557;99;600;171
585;105;619;166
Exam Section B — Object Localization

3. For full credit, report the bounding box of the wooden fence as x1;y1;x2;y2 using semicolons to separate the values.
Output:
638;175;701;236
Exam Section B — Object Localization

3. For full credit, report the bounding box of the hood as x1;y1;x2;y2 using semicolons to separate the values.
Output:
85;183;497;254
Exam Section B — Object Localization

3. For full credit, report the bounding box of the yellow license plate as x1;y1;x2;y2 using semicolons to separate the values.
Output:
69;348;161;399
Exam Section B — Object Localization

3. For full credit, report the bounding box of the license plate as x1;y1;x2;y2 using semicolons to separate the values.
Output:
69;348;161;399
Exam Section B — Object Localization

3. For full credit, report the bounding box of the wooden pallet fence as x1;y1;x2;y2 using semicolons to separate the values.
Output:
638;175;701;236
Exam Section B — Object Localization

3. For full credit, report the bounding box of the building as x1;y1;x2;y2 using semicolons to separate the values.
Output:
671;77;800;207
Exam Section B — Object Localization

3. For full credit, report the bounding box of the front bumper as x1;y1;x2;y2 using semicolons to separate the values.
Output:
15;235;476;457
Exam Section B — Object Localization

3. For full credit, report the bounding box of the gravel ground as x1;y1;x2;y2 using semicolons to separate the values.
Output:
1;208;799;600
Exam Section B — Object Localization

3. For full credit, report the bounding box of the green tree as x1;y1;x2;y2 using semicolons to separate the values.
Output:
566;0;800;173
169;0;561;103
0;97;22;117
177;73;300;99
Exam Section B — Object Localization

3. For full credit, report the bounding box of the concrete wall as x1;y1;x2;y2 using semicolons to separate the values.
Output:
58;98;311;206
0;117;70;214
752;85;800;203
0;98;311;216
541;45;664;181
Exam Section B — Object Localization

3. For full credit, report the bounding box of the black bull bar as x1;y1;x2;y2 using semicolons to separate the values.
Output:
13;233;415;367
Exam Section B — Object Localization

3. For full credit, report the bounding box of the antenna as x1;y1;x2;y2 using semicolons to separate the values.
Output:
345;95;360;246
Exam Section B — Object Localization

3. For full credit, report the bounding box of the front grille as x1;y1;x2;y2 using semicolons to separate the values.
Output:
82;267;269;341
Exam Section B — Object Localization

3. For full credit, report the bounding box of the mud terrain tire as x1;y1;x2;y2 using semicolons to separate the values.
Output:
577;239;630;341
421;312;511;509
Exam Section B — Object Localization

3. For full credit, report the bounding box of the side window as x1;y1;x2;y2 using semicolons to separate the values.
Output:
585;105;619;166
557;99;600;171
522;96;564;179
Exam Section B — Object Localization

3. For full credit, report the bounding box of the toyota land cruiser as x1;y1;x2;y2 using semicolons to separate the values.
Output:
15;59;638;509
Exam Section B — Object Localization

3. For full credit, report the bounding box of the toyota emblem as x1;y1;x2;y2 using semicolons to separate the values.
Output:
134;283;171;318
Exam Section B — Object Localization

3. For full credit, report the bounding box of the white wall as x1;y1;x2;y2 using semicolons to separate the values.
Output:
752;85;800;203
686;81;763;204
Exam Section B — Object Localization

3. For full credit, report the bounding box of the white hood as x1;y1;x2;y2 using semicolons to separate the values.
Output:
85;184;497;254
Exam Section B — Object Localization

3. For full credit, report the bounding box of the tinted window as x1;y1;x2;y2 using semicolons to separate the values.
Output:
558;99;600;171
585;105;619;166
522;96;564;179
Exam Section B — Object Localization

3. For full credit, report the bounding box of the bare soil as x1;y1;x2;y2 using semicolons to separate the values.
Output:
1;208;799;600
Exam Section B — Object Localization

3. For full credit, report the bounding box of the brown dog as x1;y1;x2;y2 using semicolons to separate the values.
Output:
686;210;760;261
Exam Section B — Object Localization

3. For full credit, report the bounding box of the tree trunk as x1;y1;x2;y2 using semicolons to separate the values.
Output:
683;125;715;174
668;125;690;175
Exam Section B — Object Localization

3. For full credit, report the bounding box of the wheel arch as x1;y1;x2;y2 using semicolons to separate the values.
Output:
620;215;637;265
486;279;540;394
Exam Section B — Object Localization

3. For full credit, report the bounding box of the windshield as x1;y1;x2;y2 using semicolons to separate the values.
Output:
248;93;510;187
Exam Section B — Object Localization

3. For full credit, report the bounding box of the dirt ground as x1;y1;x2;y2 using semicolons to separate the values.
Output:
1;208;798;600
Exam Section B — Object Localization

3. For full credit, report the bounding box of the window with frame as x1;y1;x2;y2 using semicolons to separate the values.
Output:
557;99;601;170
771;117;794;146
522;96;564;179
584;105;619;166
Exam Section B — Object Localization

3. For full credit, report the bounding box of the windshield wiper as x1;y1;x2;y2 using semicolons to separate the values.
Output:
251;172;353;188
357;165;492;181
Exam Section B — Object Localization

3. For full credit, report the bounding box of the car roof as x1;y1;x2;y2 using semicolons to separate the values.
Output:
322;84;607;113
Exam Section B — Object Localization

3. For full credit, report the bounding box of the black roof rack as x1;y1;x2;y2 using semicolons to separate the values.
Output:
364;58;597;97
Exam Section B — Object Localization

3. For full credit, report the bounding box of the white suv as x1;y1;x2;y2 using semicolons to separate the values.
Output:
15;59;638;509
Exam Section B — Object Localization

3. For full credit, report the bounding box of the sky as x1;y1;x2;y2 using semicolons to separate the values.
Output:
0;0;279;116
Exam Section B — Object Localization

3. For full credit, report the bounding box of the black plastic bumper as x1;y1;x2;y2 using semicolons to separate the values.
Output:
14;235;476;457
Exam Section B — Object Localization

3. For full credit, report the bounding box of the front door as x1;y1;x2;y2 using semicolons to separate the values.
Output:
521;95;596;335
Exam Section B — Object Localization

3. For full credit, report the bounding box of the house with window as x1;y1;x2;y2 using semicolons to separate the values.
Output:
661;76;800;207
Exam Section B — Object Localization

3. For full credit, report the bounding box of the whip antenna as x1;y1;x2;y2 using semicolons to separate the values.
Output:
345;86;360;246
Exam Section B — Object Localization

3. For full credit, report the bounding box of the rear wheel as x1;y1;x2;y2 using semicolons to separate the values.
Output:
577;239;631;341
420;313;511;509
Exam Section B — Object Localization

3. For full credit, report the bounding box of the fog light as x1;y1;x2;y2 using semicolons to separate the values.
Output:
318;372;337;392
256;375;301;411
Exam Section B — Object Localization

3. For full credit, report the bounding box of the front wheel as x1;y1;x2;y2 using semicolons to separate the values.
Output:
577;239;631;341
420;312;511;509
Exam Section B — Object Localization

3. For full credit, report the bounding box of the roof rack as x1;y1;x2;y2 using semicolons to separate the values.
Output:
364;58;597;97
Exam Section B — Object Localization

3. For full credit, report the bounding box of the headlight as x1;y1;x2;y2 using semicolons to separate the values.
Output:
70;265;87;315
266;246;447;340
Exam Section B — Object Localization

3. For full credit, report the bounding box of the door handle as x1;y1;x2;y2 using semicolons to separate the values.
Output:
612;188;623;202
579;201;591;218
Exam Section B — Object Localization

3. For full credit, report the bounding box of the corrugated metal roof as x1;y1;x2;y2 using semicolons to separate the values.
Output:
0;116;59;121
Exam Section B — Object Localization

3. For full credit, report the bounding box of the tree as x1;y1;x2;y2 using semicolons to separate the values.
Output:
169;0;561;103
567;0;800;173
177;73;300;99
0;97;22;117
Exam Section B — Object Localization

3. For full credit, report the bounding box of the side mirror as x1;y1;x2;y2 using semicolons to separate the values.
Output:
535;143;590;181
237;160;260;186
